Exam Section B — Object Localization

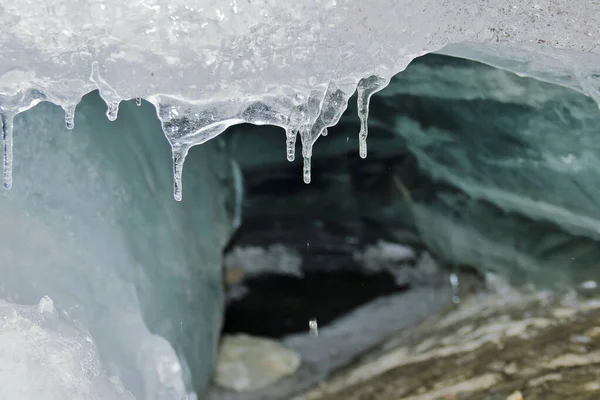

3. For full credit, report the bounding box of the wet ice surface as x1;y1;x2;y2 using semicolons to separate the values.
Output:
0;297;134;400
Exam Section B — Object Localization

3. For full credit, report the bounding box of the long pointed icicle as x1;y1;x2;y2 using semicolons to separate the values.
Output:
2;114;14;189
171;143;190;201
357;76;388;159
285;128;297;162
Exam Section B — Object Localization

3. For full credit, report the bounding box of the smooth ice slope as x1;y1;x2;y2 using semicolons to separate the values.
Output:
0;0;598;198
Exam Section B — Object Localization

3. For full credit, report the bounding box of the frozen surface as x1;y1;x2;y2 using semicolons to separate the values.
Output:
0;297;135;400
0;0;598;198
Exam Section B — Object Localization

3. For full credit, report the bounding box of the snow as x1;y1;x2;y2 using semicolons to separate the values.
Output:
0;297;135;400
0;0;598;198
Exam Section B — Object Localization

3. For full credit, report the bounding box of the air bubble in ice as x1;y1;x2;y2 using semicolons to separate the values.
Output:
2;113;14;189
309;318;318;337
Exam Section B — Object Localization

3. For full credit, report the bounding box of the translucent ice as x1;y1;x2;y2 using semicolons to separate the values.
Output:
0;0;596;198
0;0;598;398
0;96;239;399
357;76;389;159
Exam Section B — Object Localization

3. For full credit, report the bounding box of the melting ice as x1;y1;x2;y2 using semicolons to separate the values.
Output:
0;0;598;398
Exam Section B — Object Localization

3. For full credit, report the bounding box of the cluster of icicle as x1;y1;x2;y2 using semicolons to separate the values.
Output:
1;67;388;201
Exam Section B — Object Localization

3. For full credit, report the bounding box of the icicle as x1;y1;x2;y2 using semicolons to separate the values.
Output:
321;128;328;137
135;97;142;106
285;128;297;162
299;127;313;184
63;105;76;130
171;143;189;202
2;114;14;189
90;61;122;122
303;156;311;184
106;102;119;121
357;76;388;159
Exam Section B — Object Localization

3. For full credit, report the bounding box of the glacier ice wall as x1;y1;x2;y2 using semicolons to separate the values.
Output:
0;93;240;398
226;52;600;289
0;0;598;398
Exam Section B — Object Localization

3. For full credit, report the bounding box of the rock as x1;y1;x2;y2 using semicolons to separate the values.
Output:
214;335;301;392
291;284;600;400
506;391;524;400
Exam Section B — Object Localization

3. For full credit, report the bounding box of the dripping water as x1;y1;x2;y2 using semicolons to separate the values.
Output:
449;272;460;304
1;114;13;189
309;318;318;337
63;105;76;130
357;75;388;159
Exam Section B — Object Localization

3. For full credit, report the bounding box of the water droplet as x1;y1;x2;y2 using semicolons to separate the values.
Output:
309;318;318;337
2;114;14;189
136;97;142;106
450;273;460;304
63;105;76;129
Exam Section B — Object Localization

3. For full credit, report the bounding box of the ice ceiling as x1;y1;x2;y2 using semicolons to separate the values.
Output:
0;0;598;199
